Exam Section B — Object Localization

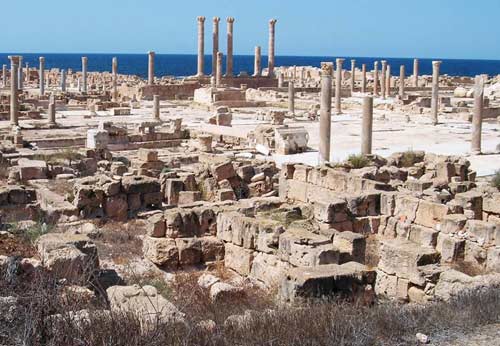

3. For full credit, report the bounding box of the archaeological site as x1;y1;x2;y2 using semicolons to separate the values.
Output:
1;4;500;346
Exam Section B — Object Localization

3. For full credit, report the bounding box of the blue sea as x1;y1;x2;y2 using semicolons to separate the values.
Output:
1;53;499;79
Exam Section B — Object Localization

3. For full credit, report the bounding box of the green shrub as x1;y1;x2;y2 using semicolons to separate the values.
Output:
400;150;418;167
347;154;370;169
492;170;500;190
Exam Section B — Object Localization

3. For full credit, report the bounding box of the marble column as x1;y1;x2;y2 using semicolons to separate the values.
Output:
319;63;333;163
9;56;20;127
197;16;206;77
153;95;160;120
288;81;295;115
112;57;118;101
381;60;387;99
39;57;45;96
399;65;405;99
18;56;23;90
361;64;367;93
431;60;441;125
148;51;155;85
268;19;277;77
385;64;391;97
82;56;88;93
212;17;220;76
253;46;261;77
361;96;373;155
335;58;344;114
61;69;67;92
373;61;379;96
48;99;56;126
25;63;29;83
471;75;484;154
350;59;356;92
2;65;6;87
216;52;223;86
226;17;234;77
278;72;284;88
413;58;419;87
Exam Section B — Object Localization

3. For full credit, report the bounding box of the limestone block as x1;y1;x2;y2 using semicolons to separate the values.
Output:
199;236;225;262
408;224;439;248
164;179;184;205
483;193;500;215
218;188;236;201
18;159;47;181
441;214;468;234
212;161;236;181
414;200;450;228
374;270;398;298
138;149;158;163
142;237;178;267
86;129;109;150
103;193;128;221
121;175;160;195
332;231;366;263
146;213;166;238
436;233;465;263
345;193;380;217
465;220;496;246
175;238;202;265
394;195;420;223
313;199;348;223
178;191;202;205
224;243;254;276
250;252;290;287
454;191;483;219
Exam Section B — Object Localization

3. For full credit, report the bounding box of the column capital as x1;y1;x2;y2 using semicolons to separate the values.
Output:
381;60;387;66
432;60;442;67
8;56;21;64
351;59;356;64
197;16;206;23
148;51;155;56
374;61;379;67
269;18;277;26
320;62;333;76
213;16;220;24
227;17;235;23
336;58;345;66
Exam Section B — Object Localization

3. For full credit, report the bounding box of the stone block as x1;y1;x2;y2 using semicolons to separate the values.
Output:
441;214;468;234
414;200;449;228
332;231;366;263
138;149;158;162
212;161;236;181
224;243;254;276
313;199;348;223
178;191;202;205
103;194;128;221
175;238;202;265
465;220;496;246
454;191;483;219
436;233;465;263
142;237;178;267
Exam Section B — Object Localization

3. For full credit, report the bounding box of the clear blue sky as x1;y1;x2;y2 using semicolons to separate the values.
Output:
3;0;499;59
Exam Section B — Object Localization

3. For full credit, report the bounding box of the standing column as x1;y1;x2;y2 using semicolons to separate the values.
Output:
471;75;484;154
335;58;344;114
216;52;223;87
226;17;234;77
288;81;295;115
253;46;262;77
268;19;277;77
212;17;220;76
48;97;56;126
413;58;419;87
278;72;284;88
399;65;405;99
431;61;442;125
153;95;160;120
148;51;155;85
197;16;206;77
2;65;6;87
25;63;29;83
82;56;88;93
17;56;23;90
385;64;391;97
373;61;379;96
350;59;356;92
381;60;387;99
8;56;20;127
112;57;118;101
61;69;67;92
39;57;45;96
361;96;374;155
319;63;333;163
361;64;367;93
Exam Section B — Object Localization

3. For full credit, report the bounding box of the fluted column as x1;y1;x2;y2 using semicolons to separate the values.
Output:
216;52;223;86
288;81;295;115
112;57;118;101
226;17;234;77
413;58;419;87
431;61;441;125
9;56;20;127
399;65;405;99
39;57;45;96
82;56;88;93
361;64;367;93
61;69;67;92
471;75;484;154
386;64;391;97
268;19;277;77
148;51;155;85
373;61;379;96
335;58;344;114
350;59;356;92
253;46;261;77
17;56;23;90
381;60;387;99
212;17;220;76
361;96;373;155
153;95;160;120
197;16;206;77
319;63;333;163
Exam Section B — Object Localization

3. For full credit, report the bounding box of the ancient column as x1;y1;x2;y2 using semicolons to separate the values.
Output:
361;64;367;93
361;96;373;155
399;65;405;99
288;81;295;115
268;19;277;77
2;65;6;87
61;69;67;92
212;17;220;76
8;56;20;127
335;58;344;114
153;95;160;120
471;75;484;154
319;63;333;163
253;46;261;77
25;63;29;83
381;60;387;99
18;56;23;90
216;52;223;86
39;57;45;96
431;60;441;125
413;58;419;87
112;57;118;101
226;17;234;77
82;56;88;93
385;64;391;97
48;99;56;126
278;72;284;88
197;16;206;77
350;59;356;92
148;51;155;85
373;61;379;96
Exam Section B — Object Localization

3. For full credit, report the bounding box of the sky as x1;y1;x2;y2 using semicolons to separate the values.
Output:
2;0;499;60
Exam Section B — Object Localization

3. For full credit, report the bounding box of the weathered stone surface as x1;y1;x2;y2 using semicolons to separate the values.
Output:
121;175;160;194
175;237;202;265
224;243;253;275
142;237;178;267
436;233;465;263
414;200;449;228
434;269;500;301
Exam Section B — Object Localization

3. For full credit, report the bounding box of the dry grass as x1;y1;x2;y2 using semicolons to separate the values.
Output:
94;220;145;264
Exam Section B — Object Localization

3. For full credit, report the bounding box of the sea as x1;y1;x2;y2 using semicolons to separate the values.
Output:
1;53;499;79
